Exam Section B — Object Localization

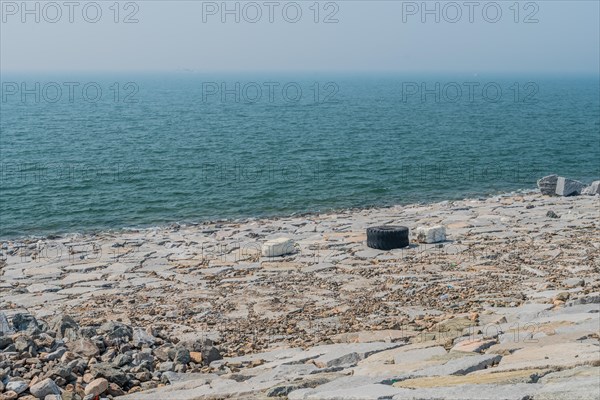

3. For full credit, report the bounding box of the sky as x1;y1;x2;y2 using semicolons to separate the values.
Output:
1;1;599;73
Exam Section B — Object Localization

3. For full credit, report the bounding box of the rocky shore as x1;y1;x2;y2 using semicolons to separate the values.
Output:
1;184;599;399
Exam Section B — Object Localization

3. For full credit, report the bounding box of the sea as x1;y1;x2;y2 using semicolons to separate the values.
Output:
1;72;599;239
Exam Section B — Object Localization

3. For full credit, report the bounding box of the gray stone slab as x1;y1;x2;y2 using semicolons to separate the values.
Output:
391;383;539;400
305;384;407;400
537;175;558;195
311;343;403;368
534;376;600;400
411;354;502;377
555;177;584;196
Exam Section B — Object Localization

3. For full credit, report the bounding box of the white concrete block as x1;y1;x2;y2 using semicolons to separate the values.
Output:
414;225;446;243
261;238;296;257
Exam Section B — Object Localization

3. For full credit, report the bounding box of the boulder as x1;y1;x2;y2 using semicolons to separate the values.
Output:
49;314;79;340
202;345;222;365
5;381;28;395
261;238;296;257
132;327;156;346
84;378;109;397
98;321;133;341
414;226;446;244
12;313;41;334
67;338;99;357
555;177;584;196
29;378;61;399
581;180;600;195
537;174;558;195
90;362;128;387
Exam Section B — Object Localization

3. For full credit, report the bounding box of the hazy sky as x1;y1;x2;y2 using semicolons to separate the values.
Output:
1;1;599;73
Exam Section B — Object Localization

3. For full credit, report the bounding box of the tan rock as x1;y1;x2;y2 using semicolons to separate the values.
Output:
554;292;570;301
190;351;203;364
84;378;109;397
107;382;125;396
128;386;143;394
83;373;94;384
451;338;497;353
67;338;99;357
0;391;18;400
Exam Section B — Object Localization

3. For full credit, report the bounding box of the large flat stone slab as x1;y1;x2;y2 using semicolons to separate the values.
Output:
302;383;407;399
310;342;404;368
391;383;539;400
410;353;502;377
394;368;546;388
534;376;600;400
493;342;599;371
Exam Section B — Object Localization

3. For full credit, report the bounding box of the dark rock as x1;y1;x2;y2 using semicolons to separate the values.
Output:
46;365;72;379
132;328;156;347
43;347;67;361
180;337;213;353
2;343;16;352
202;345;222;365
79;327;97;338
546;210;560;219
98;322;133;343
90;362;128;387
130;362;152;373
113;354;132;367
173;347;190;365
49;314;80;341
132;351;154;366
0;336;13;349
537;174;558;195
12;313;41;334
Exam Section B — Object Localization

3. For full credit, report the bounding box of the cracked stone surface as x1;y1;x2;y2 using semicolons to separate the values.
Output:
0;192;599;399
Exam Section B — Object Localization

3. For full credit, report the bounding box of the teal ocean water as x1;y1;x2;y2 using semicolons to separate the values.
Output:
1;73;599;238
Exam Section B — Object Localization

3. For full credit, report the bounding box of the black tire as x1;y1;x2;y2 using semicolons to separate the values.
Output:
367;226;409;250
